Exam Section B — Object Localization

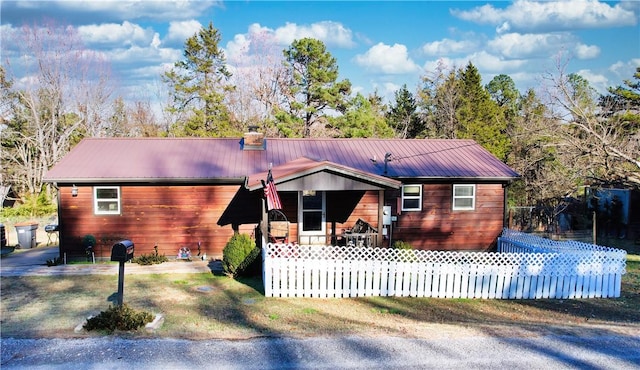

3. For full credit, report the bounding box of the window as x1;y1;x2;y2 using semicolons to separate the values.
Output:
300;191;325;233
453;184;475;210
401;184;422;211
94;186;121;215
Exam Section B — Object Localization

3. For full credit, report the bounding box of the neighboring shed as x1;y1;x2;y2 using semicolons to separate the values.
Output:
1;185;18;208
43;133;519;259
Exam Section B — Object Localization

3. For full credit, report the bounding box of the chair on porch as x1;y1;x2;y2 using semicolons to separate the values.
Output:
342;218;378;248
268;209;289;244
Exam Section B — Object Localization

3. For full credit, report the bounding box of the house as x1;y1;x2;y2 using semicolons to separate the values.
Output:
43;132;519;259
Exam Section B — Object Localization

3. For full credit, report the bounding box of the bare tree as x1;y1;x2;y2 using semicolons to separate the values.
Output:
225;29;290;135
418;60;460;139
541;57;640;188
1;20;114;198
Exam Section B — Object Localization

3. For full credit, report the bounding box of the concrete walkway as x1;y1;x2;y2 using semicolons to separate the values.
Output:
0;245;221;277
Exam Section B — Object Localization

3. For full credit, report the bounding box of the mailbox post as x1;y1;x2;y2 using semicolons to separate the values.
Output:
110;240;134;306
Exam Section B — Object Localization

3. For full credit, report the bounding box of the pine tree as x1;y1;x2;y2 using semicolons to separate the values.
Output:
329;92;394;138
387;85;423;138
162;22;237;137
281;38;351;137
456;62;510;160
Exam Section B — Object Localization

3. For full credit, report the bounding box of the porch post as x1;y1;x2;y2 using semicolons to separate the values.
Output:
261;198;269;247
378;190;384;247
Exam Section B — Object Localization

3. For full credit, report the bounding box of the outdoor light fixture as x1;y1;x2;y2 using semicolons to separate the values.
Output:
71;184;78;197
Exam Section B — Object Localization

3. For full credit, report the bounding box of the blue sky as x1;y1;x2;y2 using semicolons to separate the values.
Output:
2;0;639;111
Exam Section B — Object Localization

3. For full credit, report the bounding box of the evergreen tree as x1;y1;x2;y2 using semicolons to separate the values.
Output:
281;38;351;137
602;66;640;127
329;92;394;138
162;22;237;137
486;74;520;123
456;62;510;160
387;84;423;138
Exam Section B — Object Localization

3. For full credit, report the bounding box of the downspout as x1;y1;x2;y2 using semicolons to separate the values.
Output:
53;183;62;260
503;182;509;230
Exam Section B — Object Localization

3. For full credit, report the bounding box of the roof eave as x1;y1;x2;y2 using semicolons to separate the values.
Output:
44;177;246;185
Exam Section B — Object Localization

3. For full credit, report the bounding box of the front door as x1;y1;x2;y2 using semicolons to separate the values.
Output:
298;191;326;245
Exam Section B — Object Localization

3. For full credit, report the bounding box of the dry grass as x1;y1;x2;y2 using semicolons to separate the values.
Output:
1;257;638;339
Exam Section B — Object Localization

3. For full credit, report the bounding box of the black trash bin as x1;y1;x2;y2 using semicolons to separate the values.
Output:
15;222;38;249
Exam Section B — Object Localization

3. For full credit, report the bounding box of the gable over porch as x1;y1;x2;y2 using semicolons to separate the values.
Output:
240;157;401;246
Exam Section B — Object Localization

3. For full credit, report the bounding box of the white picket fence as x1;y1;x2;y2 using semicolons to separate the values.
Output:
262;229;627;299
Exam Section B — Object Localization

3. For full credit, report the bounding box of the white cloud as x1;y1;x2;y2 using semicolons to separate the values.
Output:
225;34;251;64
452;0;637;33
575;69;610;93
60;0;216;22
488;32;575;59
78;21;155;48
466;51;528;72
573;43;600;59
422;51;527;76
165;20;203;47
272;21;355;48
422;38;477;56
354;43;420;74
608;59;640;80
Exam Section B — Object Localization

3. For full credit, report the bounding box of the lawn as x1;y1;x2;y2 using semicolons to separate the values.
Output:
1;256;638;339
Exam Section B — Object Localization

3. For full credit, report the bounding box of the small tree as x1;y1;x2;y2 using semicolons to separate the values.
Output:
222;233;257;277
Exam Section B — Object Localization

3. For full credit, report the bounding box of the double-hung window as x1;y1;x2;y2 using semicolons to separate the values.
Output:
94;186;121;215
452;184;475;210
401;184;422;211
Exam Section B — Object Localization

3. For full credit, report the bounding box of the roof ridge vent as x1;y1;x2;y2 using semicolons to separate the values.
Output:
241;126;266;150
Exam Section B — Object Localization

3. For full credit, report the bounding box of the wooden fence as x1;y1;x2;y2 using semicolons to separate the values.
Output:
262;229;627;299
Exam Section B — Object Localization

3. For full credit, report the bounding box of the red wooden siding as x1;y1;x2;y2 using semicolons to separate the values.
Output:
387;184;505;251
57;183;506;259
58;184;244;259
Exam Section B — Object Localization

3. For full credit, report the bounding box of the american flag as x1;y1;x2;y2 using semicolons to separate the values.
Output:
264;169;282;210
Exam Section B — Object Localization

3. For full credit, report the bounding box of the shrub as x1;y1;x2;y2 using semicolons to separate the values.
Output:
132;245;168;265
83;304;153;334
222;233;256;277
235;244;262;277
81;234;97;248
392;240;413;250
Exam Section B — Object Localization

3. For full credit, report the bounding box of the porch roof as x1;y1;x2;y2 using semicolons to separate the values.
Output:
245;157;402;191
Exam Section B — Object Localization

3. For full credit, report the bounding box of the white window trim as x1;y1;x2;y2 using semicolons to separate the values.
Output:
401;184;422;211
94;186;121;215
298;191;326;235
452;184;476;211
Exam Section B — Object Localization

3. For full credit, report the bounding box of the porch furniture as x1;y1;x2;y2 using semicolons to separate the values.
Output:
341;218;378;248
268;209;289;244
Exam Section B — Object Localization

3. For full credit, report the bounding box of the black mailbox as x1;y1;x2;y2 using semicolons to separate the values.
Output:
111;240;134;262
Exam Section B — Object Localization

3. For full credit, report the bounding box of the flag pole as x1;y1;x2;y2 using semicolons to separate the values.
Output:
261;164;272;247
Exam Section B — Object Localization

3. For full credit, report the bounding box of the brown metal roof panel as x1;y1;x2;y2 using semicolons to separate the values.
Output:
44;137;519;183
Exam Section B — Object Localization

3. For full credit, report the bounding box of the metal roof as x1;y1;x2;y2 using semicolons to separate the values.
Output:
245;157;402;190
43;137;520;183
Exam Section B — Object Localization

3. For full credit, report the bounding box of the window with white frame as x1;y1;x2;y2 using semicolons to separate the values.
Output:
453;184;475;210
401;184;422;211
94;186;121;215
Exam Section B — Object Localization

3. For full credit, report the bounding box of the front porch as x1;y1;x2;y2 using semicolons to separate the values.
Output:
225;157;401;250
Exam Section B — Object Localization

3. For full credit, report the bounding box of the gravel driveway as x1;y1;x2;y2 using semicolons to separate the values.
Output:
2;333;640;369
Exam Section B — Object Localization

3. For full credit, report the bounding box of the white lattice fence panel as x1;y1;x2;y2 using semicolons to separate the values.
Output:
262;231;627;299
